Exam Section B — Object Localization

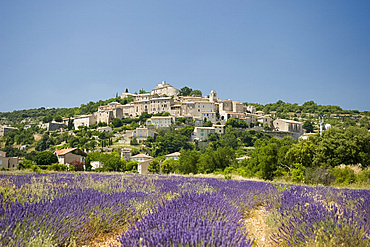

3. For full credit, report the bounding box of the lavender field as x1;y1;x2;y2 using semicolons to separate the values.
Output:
0;172;369;247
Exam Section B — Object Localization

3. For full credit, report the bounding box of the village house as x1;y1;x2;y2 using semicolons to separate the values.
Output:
169;104;182;117
149;97;174;114
246;105;256;114
232;101;245;113
74;114;97;130
130;153;154;175
121;148;131;161
55;148;87;166
151;81;179;96
201;112;217;123
132;127;155;140
122;103;135;118
218;100;234;116
121;92;137;99
224;112;247;121
131;153;153;162
137;159;152;175
96;102;124;124
97;126;113;133
132;93;155;116
213;124;226;135
257;116;273;128
192;127;216;141
39;121;65;131
90;161;104;170
273;119;303;133
244;113;258;126
0;125;17;136
0;151;20;169
146;116;174;128
273;119;304;140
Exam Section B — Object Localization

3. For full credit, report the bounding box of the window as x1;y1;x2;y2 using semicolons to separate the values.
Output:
0;160;2;165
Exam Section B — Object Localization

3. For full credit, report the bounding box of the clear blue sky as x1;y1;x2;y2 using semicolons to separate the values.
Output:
1;0;369;112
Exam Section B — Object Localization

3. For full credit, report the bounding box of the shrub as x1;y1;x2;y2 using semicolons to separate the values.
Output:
18;160;34;170
31;165;41;173
305;166;335;185
291;163;305;183
48;163;68;171
331;166;357;185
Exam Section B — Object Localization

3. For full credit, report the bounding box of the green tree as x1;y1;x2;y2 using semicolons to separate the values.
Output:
54;115;63;122
35;133;54;151
286;138;316;167
161;159;178;174
112;118;123;128
130;137;139;145
203;120;213;127
218;126;239;149
246;138;283;180
103;155;126;171
152;132;192;157
43;115;53;123
139;89;149;94
198;146;236;173
67;118;74;130
34;151;58;165
303;120;314;133
178;149;200;174
179;125;194;138
126;160;138;172
291;163;305;182
178;86;192;96
139;112;152;123
190;90;202;96
148;159;160;173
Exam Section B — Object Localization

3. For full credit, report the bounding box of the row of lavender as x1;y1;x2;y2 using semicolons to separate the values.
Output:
0;172;369;246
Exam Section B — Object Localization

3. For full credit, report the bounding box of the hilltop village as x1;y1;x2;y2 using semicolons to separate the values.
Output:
73;81;304;139
1;80;369;181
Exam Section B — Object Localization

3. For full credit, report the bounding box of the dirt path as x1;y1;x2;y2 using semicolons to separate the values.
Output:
245;206;273;247
81;232;121;247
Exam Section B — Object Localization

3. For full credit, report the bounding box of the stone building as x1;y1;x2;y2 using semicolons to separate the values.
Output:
55;148;87;166
0;151;20;169
151;81;179;96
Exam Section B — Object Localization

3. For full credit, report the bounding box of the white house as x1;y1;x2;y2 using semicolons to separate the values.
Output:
146;116;174;128
192;127;216;141
90;161;104;170
132;127;155;140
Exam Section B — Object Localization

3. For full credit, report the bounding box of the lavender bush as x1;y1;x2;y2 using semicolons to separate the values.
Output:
0;172;369;246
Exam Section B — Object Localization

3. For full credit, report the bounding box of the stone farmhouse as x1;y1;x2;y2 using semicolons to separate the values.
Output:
55;148;87;166
0;150;20;169
0;125;17;136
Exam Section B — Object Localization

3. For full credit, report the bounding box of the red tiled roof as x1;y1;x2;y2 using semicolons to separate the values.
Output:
55;148;78;156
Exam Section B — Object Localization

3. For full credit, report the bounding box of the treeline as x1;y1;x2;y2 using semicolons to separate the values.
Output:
247;100;367;115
